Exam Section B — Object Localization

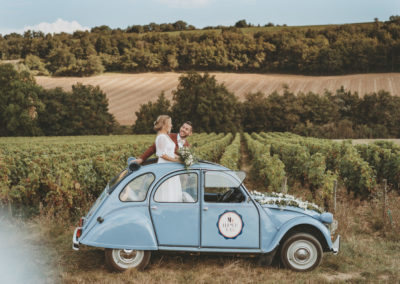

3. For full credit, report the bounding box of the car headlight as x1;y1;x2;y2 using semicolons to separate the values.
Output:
324;219;338;235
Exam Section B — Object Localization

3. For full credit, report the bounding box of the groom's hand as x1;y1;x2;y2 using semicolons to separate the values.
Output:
131;158;143;164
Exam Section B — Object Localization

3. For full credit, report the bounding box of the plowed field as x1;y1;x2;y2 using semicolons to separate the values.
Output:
36;72;400;125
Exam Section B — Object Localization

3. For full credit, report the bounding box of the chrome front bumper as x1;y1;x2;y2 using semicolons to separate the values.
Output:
72;227;82;251
332;235;340;254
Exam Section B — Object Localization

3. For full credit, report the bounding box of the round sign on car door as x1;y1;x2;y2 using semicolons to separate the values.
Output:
201;170;260;249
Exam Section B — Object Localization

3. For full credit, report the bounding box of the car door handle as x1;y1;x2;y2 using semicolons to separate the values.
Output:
151;206;157;210
203;207;208;211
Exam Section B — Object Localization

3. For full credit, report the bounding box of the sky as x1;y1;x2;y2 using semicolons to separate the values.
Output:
0;0;399;35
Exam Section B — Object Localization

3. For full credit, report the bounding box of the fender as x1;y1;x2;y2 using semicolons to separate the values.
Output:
262;215;332;253
79;205;158;250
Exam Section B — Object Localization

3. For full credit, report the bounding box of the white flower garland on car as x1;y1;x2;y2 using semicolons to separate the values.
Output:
250;190;323;213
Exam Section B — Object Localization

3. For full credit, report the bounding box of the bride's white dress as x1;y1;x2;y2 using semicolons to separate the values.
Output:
154;134;183;202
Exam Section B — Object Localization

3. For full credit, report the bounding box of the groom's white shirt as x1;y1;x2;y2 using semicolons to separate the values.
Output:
177;134;185;148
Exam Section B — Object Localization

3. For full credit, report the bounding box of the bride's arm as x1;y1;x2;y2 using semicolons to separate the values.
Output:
161;154;179;162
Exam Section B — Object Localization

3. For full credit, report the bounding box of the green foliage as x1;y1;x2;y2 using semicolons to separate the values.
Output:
338;142;376;196
235;20;251;28
243;133;286;192
46;47;77;74
1;132;399;219
24;54;49;75
2;19;400;75
194;133;233;162
0;63;116;136
240;92;269;133
0;133;230;217
0;63;44;136
132;92;172;134
256;132;375;198
0;135;154;217
188;133;223;147
172;72;240;133
219;133;241;170
241;88;400;138
37;83;116;135
355;142;400;191
132;71;242;135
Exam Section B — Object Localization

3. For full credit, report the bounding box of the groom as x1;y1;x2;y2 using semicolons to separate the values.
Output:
133;121;193;164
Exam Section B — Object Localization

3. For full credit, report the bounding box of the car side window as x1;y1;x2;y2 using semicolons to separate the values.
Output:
204;171;245;203
120;173;155;202
154;172;198;203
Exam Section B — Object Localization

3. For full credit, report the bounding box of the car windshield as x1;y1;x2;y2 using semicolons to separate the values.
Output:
108;169;129;193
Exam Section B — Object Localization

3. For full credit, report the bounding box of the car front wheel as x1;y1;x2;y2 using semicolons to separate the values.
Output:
280;233;322;272
105;249;151;272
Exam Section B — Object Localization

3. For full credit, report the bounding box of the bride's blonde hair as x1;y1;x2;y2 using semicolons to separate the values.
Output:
154;115;171;132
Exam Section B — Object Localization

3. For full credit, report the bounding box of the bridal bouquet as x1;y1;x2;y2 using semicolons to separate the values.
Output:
178;147;198;169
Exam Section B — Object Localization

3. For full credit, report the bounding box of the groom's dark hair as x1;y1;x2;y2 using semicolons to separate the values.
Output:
184;121;193;129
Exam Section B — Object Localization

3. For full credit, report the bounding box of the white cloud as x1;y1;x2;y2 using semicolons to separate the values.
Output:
24;18;89;34
0;19;89;35
157;0;212;8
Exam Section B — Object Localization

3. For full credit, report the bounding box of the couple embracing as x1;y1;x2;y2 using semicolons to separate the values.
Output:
133;115;193;165
132;115;194;202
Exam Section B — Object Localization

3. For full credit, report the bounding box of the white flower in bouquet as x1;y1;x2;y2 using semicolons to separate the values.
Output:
178;147;198;169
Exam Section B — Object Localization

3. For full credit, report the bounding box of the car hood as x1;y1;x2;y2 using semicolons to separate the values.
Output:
250;191;333;223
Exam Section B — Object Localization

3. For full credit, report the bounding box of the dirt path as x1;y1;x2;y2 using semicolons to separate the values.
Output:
239;137;265;191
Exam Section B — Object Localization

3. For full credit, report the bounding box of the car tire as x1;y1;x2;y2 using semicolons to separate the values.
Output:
280;233;322;272
105;249;151;272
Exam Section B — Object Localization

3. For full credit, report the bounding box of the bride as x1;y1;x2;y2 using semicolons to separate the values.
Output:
153;115;183;202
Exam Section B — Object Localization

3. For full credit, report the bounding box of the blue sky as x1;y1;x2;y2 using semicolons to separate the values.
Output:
0;0;399;35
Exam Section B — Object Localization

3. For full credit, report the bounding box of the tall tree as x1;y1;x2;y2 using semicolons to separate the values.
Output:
171;72;240;133
37;83;116;135
0;64;43;136
132;92;171;134
240;92;269;132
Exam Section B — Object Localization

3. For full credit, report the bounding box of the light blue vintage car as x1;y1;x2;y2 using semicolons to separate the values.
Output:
72;159;340;272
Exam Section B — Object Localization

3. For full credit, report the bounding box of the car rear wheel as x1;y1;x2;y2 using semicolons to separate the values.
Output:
105;249;151;272
280;233;322;272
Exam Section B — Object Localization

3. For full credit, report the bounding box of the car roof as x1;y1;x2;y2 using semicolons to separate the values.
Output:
142;160;230;172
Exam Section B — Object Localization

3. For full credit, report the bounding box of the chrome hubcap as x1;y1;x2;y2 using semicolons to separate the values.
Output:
294;248;310;261
286;240;317;270
112;249;144;269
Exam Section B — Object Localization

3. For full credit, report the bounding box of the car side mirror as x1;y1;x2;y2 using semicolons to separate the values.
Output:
127;157;135;165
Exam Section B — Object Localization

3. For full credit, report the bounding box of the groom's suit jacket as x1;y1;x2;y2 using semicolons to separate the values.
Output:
139;133;190;162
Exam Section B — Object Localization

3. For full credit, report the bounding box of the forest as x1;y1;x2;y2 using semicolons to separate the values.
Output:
1;16;400;76
2;64;399;138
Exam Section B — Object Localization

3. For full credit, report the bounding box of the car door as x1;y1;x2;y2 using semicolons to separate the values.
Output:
150;171;200;247
201;170;260;249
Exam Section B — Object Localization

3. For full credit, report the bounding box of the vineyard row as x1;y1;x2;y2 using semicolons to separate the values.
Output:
1;133;399;217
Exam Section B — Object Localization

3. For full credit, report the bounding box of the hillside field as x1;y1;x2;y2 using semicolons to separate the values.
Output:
36;72;400;125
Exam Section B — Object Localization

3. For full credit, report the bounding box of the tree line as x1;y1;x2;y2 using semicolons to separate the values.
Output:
0;64;116;136
0;16;399;76
133;72;400;138
1;65;400;138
